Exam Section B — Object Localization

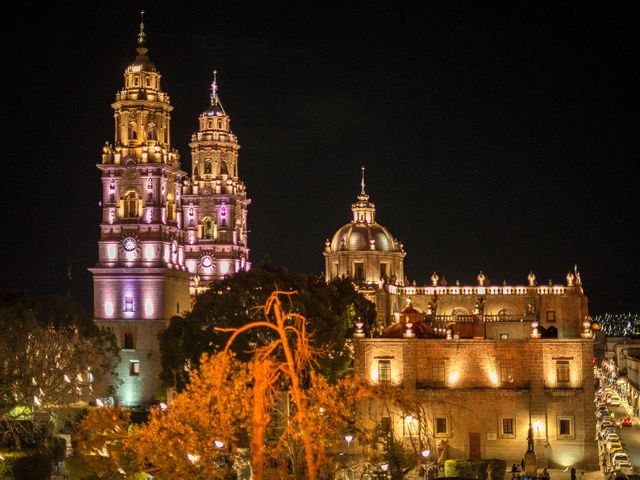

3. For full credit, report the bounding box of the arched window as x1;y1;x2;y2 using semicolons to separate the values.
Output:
123;191;141;218
202;217;214;239
147;123;156;141
205;159;212;174
220;160;229;175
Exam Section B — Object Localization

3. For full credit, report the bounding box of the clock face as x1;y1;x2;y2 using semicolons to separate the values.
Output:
201;255;213;268
123;237;137;252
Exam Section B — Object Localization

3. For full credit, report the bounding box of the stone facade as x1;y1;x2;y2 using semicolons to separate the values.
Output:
354;337;597;468
91;19;250;406
325;176;597;467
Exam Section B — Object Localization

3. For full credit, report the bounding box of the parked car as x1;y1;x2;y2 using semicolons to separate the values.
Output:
608;441;624;454
601;426;618;436
597;409;611;419
620;415;632;427
612;452;631;466
605;432;620;443
609;395;622;406
600;417;615;427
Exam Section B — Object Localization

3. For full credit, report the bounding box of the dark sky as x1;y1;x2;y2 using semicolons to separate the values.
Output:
1;3;638;314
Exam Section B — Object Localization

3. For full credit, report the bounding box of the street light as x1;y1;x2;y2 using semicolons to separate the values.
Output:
421;450;431;480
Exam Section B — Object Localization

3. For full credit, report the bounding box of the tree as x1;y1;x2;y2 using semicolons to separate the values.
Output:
0;292;118;448
159;265;376;390
76;291;372;480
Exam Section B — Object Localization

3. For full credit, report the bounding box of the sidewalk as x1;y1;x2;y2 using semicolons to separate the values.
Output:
504;469;604;480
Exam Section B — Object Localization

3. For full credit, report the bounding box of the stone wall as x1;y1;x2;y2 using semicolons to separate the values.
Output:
354;338;598;468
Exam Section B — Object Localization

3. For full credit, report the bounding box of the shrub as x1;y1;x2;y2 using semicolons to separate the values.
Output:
0;450;51;480
445;459;507;480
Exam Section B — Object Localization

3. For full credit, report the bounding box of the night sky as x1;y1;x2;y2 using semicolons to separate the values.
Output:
1;3;638;314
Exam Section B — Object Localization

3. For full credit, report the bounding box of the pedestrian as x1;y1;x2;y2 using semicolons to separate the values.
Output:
571;467;576;480
521;458;525;471
542;468;550;480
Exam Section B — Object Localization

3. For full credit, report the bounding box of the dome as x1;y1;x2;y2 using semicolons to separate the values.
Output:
128;46;157;73
330;222;396;252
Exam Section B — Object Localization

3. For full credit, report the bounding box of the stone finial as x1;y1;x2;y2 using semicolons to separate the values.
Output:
581;315;593;338
456;279;460;287
477;271;486;286
354;320;365;338
369;239;376;250
528;271;536;287
324;239;330;252
431;272;439;286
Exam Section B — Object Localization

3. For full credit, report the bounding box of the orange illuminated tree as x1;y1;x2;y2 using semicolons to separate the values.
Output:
75;291;371;479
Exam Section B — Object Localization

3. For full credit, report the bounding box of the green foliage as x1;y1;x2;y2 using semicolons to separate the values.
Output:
0;450;51;480
159;265;376;389
64;456;101;480
0;292;119;449
444;459;506;480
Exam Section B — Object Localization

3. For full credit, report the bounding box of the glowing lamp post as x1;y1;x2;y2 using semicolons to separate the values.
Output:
404;322;415;338
344;434;354;452
529;320;541;339
421;449;432;480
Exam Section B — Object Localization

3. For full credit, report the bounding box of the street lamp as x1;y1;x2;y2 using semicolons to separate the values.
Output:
344;434;354;452
421;450;431;480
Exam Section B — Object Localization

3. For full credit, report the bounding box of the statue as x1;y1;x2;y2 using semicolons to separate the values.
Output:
526;424;534;453
431;272;439;286
566;271;575;286
527;271;536;287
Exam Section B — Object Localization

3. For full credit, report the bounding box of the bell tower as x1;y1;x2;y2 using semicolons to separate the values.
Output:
89;12;190;406
182;72;251;294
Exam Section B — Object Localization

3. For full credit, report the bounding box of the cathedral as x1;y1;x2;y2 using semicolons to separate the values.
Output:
324;173;597;467
90;17;250;405
90;13;597;469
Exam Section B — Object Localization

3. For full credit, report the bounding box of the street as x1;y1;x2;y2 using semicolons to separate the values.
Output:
606;403;640;467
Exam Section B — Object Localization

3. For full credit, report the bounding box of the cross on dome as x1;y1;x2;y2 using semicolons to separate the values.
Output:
211;70;219;105
137;10;146;46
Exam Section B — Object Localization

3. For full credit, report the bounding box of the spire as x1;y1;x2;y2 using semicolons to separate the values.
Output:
210;69;219;105
137;10;146;46
352;166;375;223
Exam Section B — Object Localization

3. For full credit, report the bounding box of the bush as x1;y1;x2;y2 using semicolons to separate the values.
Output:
0;450;51;480
445;459;507;480
64;456;100;480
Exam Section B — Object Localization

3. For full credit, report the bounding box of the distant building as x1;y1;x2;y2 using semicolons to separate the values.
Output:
90;18;250;406
325;174;597;467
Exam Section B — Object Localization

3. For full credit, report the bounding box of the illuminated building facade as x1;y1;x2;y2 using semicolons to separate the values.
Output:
182;72;250;296
323;167;405;297
91;18;250;405
326;177;597;467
